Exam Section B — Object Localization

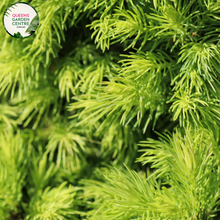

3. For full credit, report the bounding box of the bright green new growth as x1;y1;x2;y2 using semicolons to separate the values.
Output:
0;130;29;219
81;127;220;219
1;0;220;219
26;182;78;220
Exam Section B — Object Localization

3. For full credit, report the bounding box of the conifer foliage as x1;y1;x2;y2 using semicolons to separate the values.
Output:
1;0;220;219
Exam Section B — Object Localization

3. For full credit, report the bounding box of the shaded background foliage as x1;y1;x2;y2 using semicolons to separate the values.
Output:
1;0;220;219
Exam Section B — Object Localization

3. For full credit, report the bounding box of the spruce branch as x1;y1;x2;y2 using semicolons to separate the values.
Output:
119;50;173;85
45;122;86;171
89;4;150;51
0;129;31;219
0;103;19;129
81;165;188;219
54;57;83;101
177;42;220;92
81;127;220;219
98;120;139;165
107;5;149;50
89;15;113;52
69;75;165;133
29;153;58;196
24;0;82;65
26;182;80;220
80;52;120;93
138;127;220;219
75;0;126;18
168;89;220;129
0;42;41;99
14;82;61;129
171;67;208;97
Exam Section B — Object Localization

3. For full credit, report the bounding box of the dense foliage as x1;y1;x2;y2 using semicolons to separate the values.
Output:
1;0;220;219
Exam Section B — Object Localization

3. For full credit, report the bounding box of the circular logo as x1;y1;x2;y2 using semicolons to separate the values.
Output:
3;2;39;38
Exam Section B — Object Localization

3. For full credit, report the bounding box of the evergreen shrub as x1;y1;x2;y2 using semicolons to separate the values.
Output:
1;0;220;219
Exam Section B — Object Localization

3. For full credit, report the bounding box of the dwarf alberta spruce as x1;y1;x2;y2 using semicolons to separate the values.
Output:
1;0;220;219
